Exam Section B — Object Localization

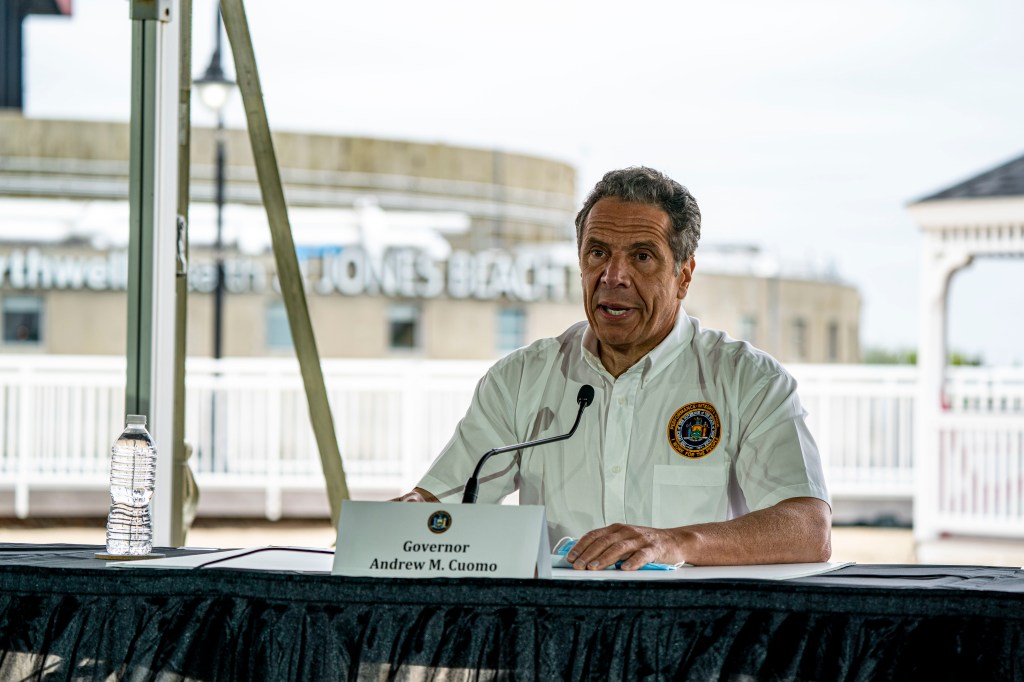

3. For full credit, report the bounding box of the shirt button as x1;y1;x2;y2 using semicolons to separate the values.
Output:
617;397;626;406
611;466;622;474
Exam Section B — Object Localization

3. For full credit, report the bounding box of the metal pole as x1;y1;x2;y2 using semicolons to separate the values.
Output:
202;3;228;474
170;0;197;547
127;0;180;548
213;118;225;359
210;114;225;475
208;3;226;360
0;0;24;109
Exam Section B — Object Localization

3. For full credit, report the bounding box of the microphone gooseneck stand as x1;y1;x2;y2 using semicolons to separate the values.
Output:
461;385;595;503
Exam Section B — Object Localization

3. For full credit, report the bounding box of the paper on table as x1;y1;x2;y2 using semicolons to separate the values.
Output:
550;561;854;581
110;547;334;573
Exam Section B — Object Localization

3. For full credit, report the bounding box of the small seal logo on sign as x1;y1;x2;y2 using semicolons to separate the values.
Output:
427;510;452;534
668;402;721;459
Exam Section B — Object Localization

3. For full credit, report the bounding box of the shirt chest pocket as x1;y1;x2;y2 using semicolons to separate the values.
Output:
651;462;730;528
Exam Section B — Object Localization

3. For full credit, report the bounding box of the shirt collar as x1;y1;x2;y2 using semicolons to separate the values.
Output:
580;306;695;383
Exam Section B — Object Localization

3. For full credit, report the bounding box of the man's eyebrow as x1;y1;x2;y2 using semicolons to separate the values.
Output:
582;237;660;252
630;240;660;252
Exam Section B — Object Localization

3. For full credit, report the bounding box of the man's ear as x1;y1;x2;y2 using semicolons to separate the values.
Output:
677;256;695;300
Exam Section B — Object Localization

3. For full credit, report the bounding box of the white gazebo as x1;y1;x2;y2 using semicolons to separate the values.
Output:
909;153;1024;541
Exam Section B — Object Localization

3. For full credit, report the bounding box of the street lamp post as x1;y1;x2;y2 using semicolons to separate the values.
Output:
194;4;235;472
194;4;234;360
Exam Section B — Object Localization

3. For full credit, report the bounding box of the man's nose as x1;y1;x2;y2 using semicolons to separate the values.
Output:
601;255;631;287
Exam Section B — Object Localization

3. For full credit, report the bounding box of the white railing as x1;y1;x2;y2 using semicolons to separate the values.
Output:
0;355;489;518
938;368;1024;538
945;367;1024;413
2;356;1024;536
183;358;488;518
790;365;918;498
936;414;1024;536
0;356;125;516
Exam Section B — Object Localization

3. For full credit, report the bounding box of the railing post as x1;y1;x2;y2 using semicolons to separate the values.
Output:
818;375;833;486
14;363;32;519
400;362;426;492
265;381;283;521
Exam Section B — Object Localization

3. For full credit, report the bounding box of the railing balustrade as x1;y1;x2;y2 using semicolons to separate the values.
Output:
937;414;1024;535
2;356;1023;536
789;365;917;498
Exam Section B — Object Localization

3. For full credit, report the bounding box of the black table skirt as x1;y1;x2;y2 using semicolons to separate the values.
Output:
0;545;1021;680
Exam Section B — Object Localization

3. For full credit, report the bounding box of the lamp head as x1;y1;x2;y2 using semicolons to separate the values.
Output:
194;56;234;115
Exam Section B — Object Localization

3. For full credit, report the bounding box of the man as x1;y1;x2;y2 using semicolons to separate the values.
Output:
396;167;831;570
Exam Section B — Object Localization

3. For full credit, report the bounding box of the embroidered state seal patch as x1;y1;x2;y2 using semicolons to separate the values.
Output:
668;402;722;458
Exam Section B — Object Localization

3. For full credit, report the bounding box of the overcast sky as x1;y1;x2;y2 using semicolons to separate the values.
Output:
21;0;1024;364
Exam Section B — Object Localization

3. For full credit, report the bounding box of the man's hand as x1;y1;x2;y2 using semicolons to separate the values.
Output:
566;524;681;571
390;487;439;503
566;497;831;570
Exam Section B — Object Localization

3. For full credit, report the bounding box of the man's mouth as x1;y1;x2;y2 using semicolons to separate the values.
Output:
599;305;631;317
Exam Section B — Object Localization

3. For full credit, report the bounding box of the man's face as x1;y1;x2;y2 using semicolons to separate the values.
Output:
579;197;693;371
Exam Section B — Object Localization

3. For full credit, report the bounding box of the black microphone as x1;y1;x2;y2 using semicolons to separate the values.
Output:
462;384;595;503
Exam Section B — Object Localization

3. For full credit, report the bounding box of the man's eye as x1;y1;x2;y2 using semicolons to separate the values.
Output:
637;252;651;261
590;248;605;258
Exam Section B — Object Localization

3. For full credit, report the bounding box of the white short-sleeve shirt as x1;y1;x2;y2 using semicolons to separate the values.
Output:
417;311;830;544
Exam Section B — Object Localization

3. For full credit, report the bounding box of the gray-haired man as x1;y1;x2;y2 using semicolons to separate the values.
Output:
396;167;831;570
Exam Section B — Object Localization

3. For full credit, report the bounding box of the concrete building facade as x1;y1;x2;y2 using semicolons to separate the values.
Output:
0;113;860;363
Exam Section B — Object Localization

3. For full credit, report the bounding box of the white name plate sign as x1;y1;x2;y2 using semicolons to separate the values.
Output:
333;500;551;579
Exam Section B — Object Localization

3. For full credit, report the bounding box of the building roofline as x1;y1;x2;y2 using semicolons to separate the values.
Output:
912;150;1024;204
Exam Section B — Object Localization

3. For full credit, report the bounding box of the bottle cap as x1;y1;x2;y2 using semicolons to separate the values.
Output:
126;414;147;426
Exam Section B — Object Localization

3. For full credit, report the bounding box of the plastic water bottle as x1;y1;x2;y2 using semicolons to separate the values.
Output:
105;414;156;556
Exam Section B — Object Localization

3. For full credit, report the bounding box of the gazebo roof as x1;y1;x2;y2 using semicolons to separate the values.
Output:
916;151;1024;203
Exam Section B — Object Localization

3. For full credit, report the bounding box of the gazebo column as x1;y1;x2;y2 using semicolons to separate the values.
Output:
914;235;972;543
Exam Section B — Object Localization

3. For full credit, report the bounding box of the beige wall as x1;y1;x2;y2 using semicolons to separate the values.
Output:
687;272;861;363
47;291;127;355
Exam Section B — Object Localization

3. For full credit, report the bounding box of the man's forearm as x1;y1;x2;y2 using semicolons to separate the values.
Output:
669;497;831;566
566;497;831;570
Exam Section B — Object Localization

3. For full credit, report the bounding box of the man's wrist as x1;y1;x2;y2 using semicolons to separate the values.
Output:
392;487;439;503
666;526;700;565
413;487;439;502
